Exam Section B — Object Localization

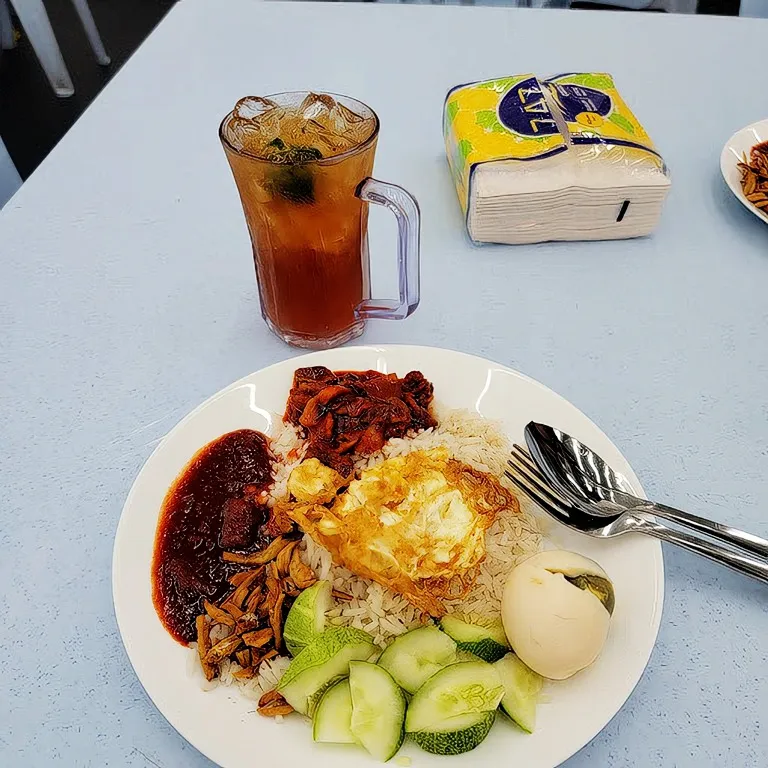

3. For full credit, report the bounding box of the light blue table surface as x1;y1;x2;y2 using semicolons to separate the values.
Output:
1;1;767;765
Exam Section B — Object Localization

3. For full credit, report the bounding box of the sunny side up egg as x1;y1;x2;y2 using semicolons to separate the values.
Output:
335;451;485;579
284;449;517;615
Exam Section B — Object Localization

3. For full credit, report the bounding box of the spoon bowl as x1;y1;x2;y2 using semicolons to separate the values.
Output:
524;422;646;518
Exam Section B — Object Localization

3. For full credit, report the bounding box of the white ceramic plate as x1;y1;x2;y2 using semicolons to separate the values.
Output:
720;119;768;225
113;345;664;768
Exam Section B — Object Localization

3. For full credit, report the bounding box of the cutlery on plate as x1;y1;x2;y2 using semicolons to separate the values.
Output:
502;424;768;584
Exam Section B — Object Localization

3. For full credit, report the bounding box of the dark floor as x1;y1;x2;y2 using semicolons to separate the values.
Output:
0;0;176;179
0;0;741;180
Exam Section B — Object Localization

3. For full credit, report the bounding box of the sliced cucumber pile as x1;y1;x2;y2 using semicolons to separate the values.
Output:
405;660;504;755
313;679;355;744
349;661;407;762
377;625;458;694
278;593;539;761
283;580;332;657
495;653;543;733
439;614;510;663
278;626;377;715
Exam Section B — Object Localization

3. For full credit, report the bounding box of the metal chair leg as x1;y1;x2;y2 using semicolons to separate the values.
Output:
70;0;110;66
0;0;16;51
7;0;74;97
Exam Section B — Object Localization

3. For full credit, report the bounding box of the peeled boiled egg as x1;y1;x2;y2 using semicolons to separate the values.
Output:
501;550;615;680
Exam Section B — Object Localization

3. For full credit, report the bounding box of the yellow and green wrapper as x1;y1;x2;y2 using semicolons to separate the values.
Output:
443;73;665;221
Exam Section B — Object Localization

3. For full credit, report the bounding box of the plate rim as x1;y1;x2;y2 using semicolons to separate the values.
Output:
112;343;665;768
719;118;768;225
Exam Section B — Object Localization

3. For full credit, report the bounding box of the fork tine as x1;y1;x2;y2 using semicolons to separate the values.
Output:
503;469;571;521
508;447;571;510
512;444;540;473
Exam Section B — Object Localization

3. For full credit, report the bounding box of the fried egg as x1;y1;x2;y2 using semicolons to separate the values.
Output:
284;449;518;615
287;458;347;505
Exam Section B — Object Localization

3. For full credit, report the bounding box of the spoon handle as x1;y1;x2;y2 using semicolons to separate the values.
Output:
636;515;768;584
633;500;768;559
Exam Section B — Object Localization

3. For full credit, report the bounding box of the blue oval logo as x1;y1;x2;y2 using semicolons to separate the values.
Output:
498;77;559;137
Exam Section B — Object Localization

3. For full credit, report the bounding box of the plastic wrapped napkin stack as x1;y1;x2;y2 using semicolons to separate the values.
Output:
444;74;670;244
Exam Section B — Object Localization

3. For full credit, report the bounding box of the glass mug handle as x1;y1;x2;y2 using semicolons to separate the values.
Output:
354;178;420;320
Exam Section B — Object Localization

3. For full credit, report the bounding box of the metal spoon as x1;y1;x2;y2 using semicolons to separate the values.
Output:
506;443;768;584
521;422;768;583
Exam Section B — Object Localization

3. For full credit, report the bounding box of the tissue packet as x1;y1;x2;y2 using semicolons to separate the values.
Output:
443;73;670;244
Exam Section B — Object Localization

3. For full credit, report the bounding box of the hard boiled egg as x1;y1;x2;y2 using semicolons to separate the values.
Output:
501;550;615;680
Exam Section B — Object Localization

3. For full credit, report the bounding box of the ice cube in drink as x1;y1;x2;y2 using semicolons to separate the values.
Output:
222;92;376;160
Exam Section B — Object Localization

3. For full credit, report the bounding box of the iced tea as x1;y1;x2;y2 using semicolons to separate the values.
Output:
221;92;380;348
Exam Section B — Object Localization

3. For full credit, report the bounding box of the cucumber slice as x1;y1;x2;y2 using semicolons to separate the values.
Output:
313;679;356;744
410;710;496;756
284;580;332;657
405;660;503;734
278;627;377;715
349;661;406;762
495;653;543;733
377;625;458;694
439;614;509;663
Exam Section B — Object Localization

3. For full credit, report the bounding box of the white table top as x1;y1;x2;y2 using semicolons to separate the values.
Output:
1;1;767;766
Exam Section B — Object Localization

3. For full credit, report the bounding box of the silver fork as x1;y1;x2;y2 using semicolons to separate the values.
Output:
506;445;768;584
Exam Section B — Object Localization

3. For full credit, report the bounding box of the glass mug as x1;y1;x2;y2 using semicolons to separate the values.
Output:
219;92;420;349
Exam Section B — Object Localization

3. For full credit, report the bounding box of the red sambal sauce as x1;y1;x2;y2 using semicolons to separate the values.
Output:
151;429;275;644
